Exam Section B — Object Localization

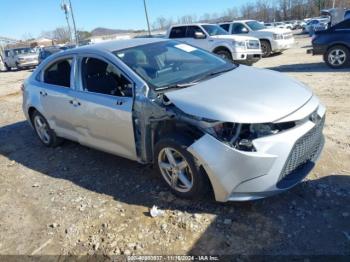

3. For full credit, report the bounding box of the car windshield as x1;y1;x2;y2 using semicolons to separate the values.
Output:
246;21;266;31
201;25;229;36
114;40;236;90
13;48;36;55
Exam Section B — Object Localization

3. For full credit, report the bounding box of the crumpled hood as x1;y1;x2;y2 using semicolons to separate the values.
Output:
165;65;313;123
211;34;259;41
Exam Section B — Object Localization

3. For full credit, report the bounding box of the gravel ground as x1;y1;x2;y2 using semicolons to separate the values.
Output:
0;34;349;256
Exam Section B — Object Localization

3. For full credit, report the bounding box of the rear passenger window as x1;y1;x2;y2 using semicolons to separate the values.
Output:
220;24;230;32
169;27;187;38
81;57;133;97
44;58;72;88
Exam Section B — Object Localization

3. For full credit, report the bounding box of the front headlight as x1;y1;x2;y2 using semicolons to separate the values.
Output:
232;40;246;48
273;34;284;40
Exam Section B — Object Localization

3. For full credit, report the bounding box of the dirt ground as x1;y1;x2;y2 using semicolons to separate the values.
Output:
0;34;349;257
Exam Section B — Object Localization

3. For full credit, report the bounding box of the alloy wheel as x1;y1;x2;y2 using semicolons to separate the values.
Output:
33;115;51;144
328;49;346;66
158;147;194;193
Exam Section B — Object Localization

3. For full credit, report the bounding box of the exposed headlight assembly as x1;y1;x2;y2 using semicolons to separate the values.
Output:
201;121;295;152
273;34;284;40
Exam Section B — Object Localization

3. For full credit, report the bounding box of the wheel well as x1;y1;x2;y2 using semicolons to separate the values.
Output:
28;107;37;124
153;120;203;145
213;46;231;54
327;44;350;53
260;39;271;45
151;120;204;160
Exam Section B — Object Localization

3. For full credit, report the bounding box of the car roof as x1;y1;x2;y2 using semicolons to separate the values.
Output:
65;38;168;54
170;23;214;27
232;20;256;23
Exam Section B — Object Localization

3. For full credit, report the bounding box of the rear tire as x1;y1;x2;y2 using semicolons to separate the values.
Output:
261;40;272;57
324;45;349;69
154;134;210;200
31;111;63;147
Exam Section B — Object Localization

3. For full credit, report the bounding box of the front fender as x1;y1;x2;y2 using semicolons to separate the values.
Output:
210;42;235;54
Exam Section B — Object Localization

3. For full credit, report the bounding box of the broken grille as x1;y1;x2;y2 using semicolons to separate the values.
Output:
280;116;325;181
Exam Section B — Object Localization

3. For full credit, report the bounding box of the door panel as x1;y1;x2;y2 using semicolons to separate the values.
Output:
73;91;137;160
39;84;78;140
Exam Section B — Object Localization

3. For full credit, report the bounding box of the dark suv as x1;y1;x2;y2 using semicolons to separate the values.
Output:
309;19;350;68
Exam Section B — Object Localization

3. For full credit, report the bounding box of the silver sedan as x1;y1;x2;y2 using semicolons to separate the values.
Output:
22;38;326;202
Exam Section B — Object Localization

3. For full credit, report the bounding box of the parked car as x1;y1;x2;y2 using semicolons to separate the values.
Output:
219;20;294;57
38;46;63;64
22;38;326;202
264;22;274;29
345;10;350;20
0;54;5;71
302;18;329;35
3;47;39;71
166;23;262;65
308;19;350;68
38;45;76;64
284;21;297;30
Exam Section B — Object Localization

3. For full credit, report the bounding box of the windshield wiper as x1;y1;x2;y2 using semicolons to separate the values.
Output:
155;66;235;91
155;82;198;91
194;66;236;83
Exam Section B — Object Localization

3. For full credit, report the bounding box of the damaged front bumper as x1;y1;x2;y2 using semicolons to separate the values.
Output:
188;105;326;202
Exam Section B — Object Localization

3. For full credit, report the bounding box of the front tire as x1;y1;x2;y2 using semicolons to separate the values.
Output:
214;49;233;61
4;63;11;71
32;111;63;147
324;45;349;69
261;40;272;57
154;134;210;200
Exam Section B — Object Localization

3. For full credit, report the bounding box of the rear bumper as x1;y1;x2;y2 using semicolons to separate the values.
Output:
307;44;327;55
188;102;326;202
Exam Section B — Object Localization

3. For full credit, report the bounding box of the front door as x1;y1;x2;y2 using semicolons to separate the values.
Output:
73;55;137;160
183;26;209;50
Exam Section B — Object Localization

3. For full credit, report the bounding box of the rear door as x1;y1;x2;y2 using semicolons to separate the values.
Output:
40;56;79;141
72;54;137;160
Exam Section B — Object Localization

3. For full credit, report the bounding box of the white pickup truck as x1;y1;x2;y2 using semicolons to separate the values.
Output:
166;23;262;65
3;47;39;71
219;20;295;57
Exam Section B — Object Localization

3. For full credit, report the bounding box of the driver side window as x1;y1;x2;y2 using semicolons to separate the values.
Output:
81;57;133;97
186;26;205;38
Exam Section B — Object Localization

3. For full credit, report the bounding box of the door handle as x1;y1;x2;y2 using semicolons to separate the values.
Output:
116;99;125;106
69;100;81;107
39;91;48;97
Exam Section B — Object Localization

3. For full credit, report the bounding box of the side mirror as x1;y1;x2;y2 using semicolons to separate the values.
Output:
194;32;206;39
241;28;249;33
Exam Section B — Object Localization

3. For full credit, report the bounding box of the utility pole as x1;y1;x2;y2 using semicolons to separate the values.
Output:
68;0;79;45
332;0;336;8
61;2;72;43
143;0;151;36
